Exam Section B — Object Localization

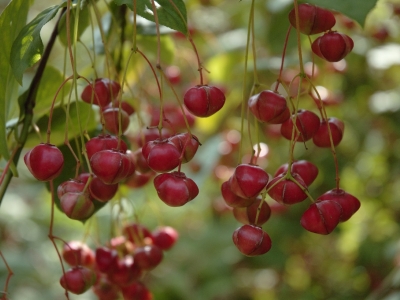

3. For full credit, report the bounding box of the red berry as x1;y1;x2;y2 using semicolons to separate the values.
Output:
248;90;288;124
150;104;196;132
81;78;120;107
57;179;85;199
103;107;130;135
288;3;336;35
229;164;269;199
267;173;308;205
24;143;64;181
152;226;179;251
60;191;95;220
165;66;181;85
62;241;95;267
312;117;344;147
280;109;321;142
121;281;153;300
184;85;225;117
169;133;200;163
103;100;135;115
92;275;120;300
142;139;181;173
233;197;271;226
300;200;342;234
153;171;199;207
134;245;163;270
232;224;272;256
125;171;155;188
60;266;96;295
95;247;118;274
274;160;319;187
317;188;360;222
312;32;354;62
89;176;119;202
123;223;153;245
85;134;128;160
221;181;255;208
107;255;142;287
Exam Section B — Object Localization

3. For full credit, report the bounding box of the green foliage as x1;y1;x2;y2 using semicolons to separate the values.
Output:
58;3;90;46
114;0;188;35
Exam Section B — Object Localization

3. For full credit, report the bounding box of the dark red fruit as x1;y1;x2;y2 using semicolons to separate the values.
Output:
60;191;95;220
274;160;319;187
280;109;321;142
300;200;342;234
89;176;119;202
152;226;179;251
232;224;272;256
169;133;200;163
150;104;196;132
165;66;181;85
92;275;120;300
103;100;135;116
288;3;336;35
248;90;288;124
24;143;64;181
107;255;142;287
60;266;97;294
81;78;120;107
133;127;172;148
57;179;85;199
312;117;344;147
317;188;360;221
153;171;199;207
133;245;163;270
121;281;153;300
229;164;269;199
125;171;154;188
184;85;225;117
90;150;135;184
142;139;181;173
62;241;95;267
312;32;354;62
267;173;308;205
233;197;271;226
103;107;130;135
85;134;128;160
221;181;255;208
123;223;153;245
95;247;118;274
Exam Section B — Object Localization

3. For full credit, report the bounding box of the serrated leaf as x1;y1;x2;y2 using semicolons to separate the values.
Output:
305;0;379;26
114;0;187;35
10;4;63;84
58;4;90;46
0;0;34;162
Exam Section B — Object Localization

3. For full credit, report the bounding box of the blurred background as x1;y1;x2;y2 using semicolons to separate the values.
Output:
2;0;400;299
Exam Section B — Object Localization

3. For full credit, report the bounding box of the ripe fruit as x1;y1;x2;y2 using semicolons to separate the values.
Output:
92;275;120;300
121;281;153;300
300;200;342;234
150;104;195;132
59;266;97;294
169;133;200;163
123;223;153;245
317;188;360;221
103;108;130;135
233;197;271;226
62;241;95;267
24;143;64;181
103;100;135;115
221;181;255;208
312;117;344;147
232;224;272;256
89;176;119;202
142;139;181;173
267;173;308;205
280;109;321;142
107;255;142;287
248;90;288;123
229;164;269;199
152;226;179;250
153;172;199;207
90;150;135;184
85;134;128;160
312;32;354;62
60;191;95;220
134;245;164;270
274;160;319;187
81;78;120;107
288;3;336;35
95;247;118;274
184;85;225;117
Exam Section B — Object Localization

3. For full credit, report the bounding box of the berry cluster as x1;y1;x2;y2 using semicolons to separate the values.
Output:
60;224;178;299
220;3;360;257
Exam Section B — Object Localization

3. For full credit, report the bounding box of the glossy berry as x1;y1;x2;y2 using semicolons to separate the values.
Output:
184;85;225;117
150;104;195;132
288;3;336;35
60;266;97;295
81;78;120;107
107;255;142;287
267;173;308;205
123;223;153;245
312;32;354;62
317;188;360;221
121;281;153;300
62;241;95;267
221;181;255;208
60;191;95;220
95;247;118;274
125;171;154;188
103;100;135;115
153;172;199;207
85;134;128;160
92;275;120;300
274;160;319;187
300;200;342;234
90;150;135;184
169;133;200;163
280;109;321;142
57;179;85;199
312;117;344;147
134;245;164;270
78;173;118;203
142;139;181;173
229;164;269;199
152;226;179;250
232;224;272;256
248;90;288;124
103;107;130;135
233;197;271;226
24;143;64;181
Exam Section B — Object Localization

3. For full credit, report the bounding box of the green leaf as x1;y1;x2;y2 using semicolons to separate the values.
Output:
305;0;379;26
10;4;63;84
114;0;188;35
58;4;90;46
0;0;34;162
